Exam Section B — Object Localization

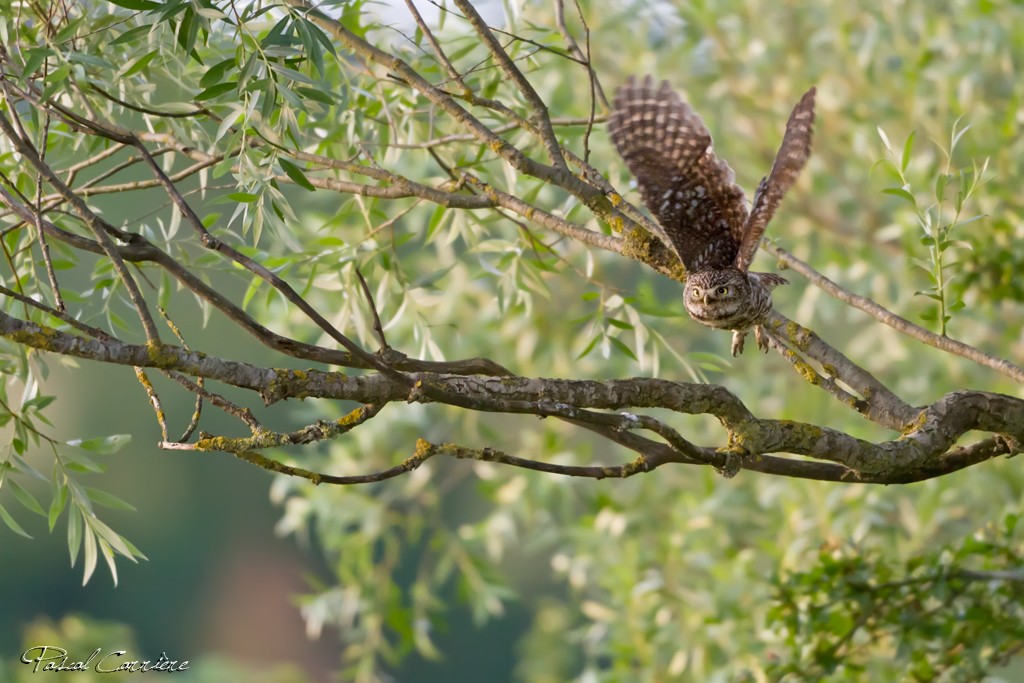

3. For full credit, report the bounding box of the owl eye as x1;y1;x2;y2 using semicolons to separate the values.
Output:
690;287;701;299
716;286;729;295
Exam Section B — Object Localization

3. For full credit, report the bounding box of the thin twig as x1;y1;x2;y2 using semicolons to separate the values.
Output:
0;283;110;339
0;108;161;343
162;370;260;430
386;117;604;150
355;267;388;351
554;0;607;163
32;90;64;312
0;183;511;376
401;0;470;94
460;172;621;252
451;0;568;171
158;307;205;442
126;137;407;382
135;367;169;442
89;83;206;119
766;243;1024;383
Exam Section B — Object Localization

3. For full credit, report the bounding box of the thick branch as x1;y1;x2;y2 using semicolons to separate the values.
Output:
3;311;1019;485
765;311;919;429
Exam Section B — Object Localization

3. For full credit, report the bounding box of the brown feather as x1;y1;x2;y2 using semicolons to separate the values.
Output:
734;87;816;272
608;76;748;272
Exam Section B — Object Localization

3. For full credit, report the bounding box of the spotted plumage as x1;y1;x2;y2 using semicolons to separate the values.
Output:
609;76;815;355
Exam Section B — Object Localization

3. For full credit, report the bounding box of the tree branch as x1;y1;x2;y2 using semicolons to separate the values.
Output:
764;311;919;429
2;309;1018;485
0;108;161;343
765;243;1024;383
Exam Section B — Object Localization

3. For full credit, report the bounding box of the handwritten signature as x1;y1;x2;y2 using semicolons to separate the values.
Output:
20;646;189;674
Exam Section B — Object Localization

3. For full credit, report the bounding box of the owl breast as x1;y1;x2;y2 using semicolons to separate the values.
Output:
684;268;772;331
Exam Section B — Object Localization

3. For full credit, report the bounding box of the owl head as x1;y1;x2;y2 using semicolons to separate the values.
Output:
684;268;755;331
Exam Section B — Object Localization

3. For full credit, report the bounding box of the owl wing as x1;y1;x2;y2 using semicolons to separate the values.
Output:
609;76;748;272
734;87;816;273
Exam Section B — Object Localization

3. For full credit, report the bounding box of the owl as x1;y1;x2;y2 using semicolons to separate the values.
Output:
609;76;816;355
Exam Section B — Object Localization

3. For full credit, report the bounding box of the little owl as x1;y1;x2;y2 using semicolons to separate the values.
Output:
609;76;816;355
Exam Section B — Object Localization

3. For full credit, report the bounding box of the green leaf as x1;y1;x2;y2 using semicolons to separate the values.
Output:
900;130;916;173
609;336;637;361
279;158;316;191
106;0;160;10
7;478;46;517
176;7;199;56
295;17;325;78
110;24;153;47
121;50;159;78
882;187;916;205
935;173;950;203
199;58;236;88
269;63;319;86
24;394;56;411
909;257;934;273
956;175;970;212
98;538;119;587
67;434;131;455
21;47;51;77
195;81;237;101
412;264;457;289
295;86;336;105
0;503;32;538
11;454;47;483
1005;513;1018;536
68;507;82;566
577;334;600;360
68;51;117;71
49;481;68;531
950;119;973;152
64;456;104;474
877;126;893;152
953;215;985;230
277;81;304;111
89;516;137;560
82;525;98;585
83;487;136;511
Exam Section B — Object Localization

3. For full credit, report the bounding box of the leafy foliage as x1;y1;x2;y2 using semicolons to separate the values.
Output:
768;514;1024;681
877;125;988;335
0;369;140;585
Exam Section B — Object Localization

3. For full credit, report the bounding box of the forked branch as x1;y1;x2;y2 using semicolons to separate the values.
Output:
0;310;1020;485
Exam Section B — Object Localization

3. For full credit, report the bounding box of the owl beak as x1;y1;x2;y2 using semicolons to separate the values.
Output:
702;294;711;305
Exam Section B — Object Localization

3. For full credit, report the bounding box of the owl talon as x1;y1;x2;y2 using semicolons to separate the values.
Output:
755;325;770;353
731;330;746;356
